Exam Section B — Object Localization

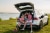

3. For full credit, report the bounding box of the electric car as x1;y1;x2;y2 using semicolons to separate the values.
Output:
15;2;48;29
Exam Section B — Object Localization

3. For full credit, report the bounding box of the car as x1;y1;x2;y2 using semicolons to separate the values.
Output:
14;2;48;29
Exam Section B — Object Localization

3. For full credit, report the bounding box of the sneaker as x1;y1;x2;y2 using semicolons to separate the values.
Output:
20;28;24;30
30;31;33;33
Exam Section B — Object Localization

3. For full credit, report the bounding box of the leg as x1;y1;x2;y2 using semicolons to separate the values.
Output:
13;22;21;32
29;20;32;33
30;22;32;32
21;22;27;30
17;22;21;27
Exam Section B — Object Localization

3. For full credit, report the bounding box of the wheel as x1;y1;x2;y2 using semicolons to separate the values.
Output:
39;20;43;29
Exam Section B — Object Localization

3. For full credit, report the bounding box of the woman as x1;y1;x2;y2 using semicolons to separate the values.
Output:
21;12;33;32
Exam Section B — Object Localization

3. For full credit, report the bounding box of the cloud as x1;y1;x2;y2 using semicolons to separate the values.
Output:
0;0;50;13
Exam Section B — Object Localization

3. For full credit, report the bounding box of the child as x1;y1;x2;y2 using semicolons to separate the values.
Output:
18;15;25;27
19;15;25;23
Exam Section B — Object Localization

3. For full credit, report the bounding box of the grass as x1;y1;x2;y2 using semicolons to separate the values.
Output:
0;15;50;33
0;19;16;33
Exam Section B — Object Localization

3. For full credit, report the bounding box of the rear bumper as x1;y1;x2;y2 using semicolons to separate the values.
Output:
16;25;39;29
16;20;40;26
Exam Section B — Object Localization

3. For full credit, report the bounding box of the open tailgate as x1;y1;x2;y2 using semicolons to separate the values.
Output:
15;2;34;12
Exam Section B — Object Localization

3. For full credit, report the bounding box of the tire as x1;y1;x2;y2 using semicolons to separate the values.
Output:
39;20;43;29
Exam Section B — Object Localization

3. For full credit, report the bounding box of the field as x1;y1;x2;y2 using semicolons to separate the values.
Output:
0;15;50;33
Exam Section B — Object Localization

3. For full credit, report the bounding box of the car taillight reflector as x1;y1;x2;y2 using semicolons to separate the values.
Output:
33;17;38;20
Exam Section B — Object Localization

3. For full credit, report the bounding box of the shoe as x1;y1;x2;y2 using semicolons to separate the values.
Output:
20;28;24;30
30;31;33;33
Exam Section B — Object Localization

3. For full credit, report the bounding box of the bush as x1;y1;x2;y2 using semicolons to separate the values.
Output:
9;18;13;20
0;18;2;21
9;17;16;20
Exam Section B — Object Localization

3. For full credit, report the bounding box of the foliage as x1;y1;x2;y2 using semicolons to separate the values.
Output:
0;18;2;21
0;15;50;33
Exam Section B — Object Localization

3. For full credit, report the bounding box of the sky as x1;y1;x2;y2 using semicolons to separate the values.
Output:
0;0;50;13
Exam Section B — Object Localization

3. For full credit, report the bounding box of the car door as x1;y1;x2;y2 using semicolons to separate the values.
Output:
42;14;48;24
14;2;34;12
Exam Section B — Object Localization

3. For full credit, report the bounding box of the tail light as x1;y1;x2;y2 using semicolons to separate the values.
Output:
33;17;38;20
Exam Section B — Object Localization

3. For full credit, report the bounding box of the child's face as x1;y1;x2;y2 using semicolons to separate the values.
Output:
21;15;24;18
25;16;27;17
